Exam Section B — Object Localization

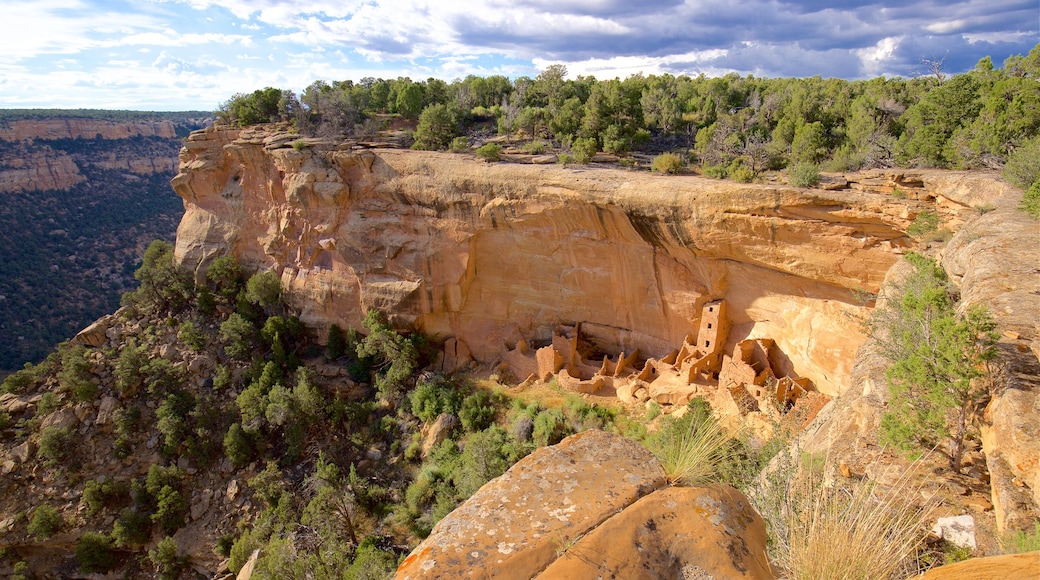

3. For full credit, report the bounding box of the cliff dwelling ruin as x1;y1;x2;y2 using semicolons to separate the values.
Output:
495;300;830;434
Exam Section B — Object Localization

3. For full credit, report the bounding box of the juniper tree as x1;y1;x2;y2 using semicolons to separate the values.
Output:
871;253;998;472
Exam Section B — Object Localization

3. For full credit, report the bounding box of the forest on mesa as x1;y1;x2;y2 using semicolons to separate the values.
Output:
219;45;1039;182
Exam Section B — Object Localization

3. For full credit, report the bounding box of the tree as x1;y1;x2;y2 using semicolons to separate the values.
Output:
244;270;282;308
355;310;420;401
412;104;457;150
871;253;998;471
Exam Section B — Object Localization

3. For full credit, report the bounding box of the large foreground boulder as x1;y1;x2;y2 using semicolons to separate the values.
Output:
395;430;773;579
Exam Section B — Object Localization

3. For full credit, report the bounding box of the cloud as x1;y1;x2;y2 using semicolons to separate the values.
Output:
4;0;1037;109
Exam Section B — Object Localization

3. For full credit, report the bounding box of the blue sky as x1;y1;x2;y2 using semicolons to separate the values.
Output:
2;0;1037;111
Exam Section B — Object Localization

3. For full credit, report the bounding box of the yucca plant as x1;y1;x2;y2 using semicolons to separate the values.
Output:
648;401;735;487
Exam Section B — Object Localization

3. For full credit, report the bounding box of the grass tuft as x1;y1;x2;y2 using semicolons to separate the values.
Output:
652;413;733;487
753;453;933;579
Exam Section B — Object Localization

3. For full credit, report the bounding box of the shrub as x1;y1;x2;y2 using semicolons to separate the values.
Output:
571;137;597;163
1021;179;1040;219
219;313;255;359
475;142;502;161
729;159;755;183
1003;136;1040;189
412;104;458;150
178;321;207;352
524;140;547;155
152;485;187;534
449;136;469;153
702;164;728;179
459;391;497;432
907;210;940;237
111;507;151;547
76;531;118;574
58;345;95;402
291;139;306;151
2;364;38;395
409;376;462;423
789;163;821;187
28;505;62;539
452;426;511;498
557;153;574;165
206;255;244;298
871;253;998;471
1002;521;1040;554
223;423;254;467
651;152;684;174
38;426;73;469
82;477;129;516
244;271;282;308
149;536;187;580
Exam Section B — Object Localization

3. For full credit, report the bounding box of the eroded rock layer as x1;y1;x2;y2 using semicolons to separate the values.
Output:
173;126;993;396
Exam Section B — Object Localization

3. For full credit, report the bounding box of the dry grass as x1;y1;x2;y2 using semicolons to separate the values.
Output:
654;414;734;487
754;454;933;580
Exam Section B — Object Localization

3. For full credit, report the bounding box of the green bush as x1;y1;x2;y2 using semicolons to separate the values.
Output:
151;485;187;534
651;152;684;174
872;253;998;471
1002;521;1040;554
224;423;254;467
789;163;821;187
729;159;755;183
571;137;597;163
1021;179;1040;219
355;310;420;401
449;136;469;153
409;376;462;423
244;271;282;308
28;505;62;539
412;104;458;150
2;364;38;394
327;324;347;359
524;140;547;155
702;164;728;179
459;391;497;432
475;142;502;161
76;531;117;574
1003;136;1040;189
178;321;207;352
82;477;129;516
219;313;256;359
557;153;574;165
38;426;73;469
149;536;187;580
111;507;151;547
907;210;940;237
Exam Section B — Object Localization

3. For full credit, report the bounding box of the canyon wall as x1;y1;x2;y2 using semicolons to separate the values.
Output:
0;118;186;194
174;126;972;396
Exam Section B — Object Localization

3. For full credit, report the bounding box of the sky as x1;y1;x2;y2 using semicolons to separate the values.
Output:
1;0;1037;111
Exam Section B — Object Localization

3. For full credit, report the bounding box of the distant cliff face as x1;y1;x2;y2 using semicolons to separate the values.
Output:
0;114;206;371
173;125;996;396
0;119;182;194
0;118;177;142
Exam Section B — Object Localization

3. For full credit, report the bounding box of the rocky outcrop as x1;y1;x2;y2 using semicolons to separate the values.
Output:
913;551;1040;579
173;126;974;397
0;147;84;193
0;118;177;141
395;430;772;579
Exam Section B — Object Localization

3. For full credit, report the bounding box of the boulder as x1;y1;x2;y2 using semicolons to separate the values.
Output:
421;414;459;458
395;430;666;579
914;551;1040;579
536;485;774;579
931;515;976;550
71;315;114;348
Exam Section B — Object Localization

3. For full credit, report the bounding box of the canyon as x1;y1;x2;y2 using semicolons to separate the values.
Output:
0;113;206;371
174;125;993;399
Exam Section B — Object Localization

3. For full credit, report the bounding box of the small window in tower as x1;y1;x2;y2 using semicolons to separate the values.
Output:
708;307;714;312
707;323;712;329
705;340;711;348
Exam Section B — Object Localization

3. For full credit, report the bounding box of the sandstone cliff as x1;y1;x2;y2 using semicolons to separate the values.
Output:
0;118;177;142
173;126;996;398
0;118;188;194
